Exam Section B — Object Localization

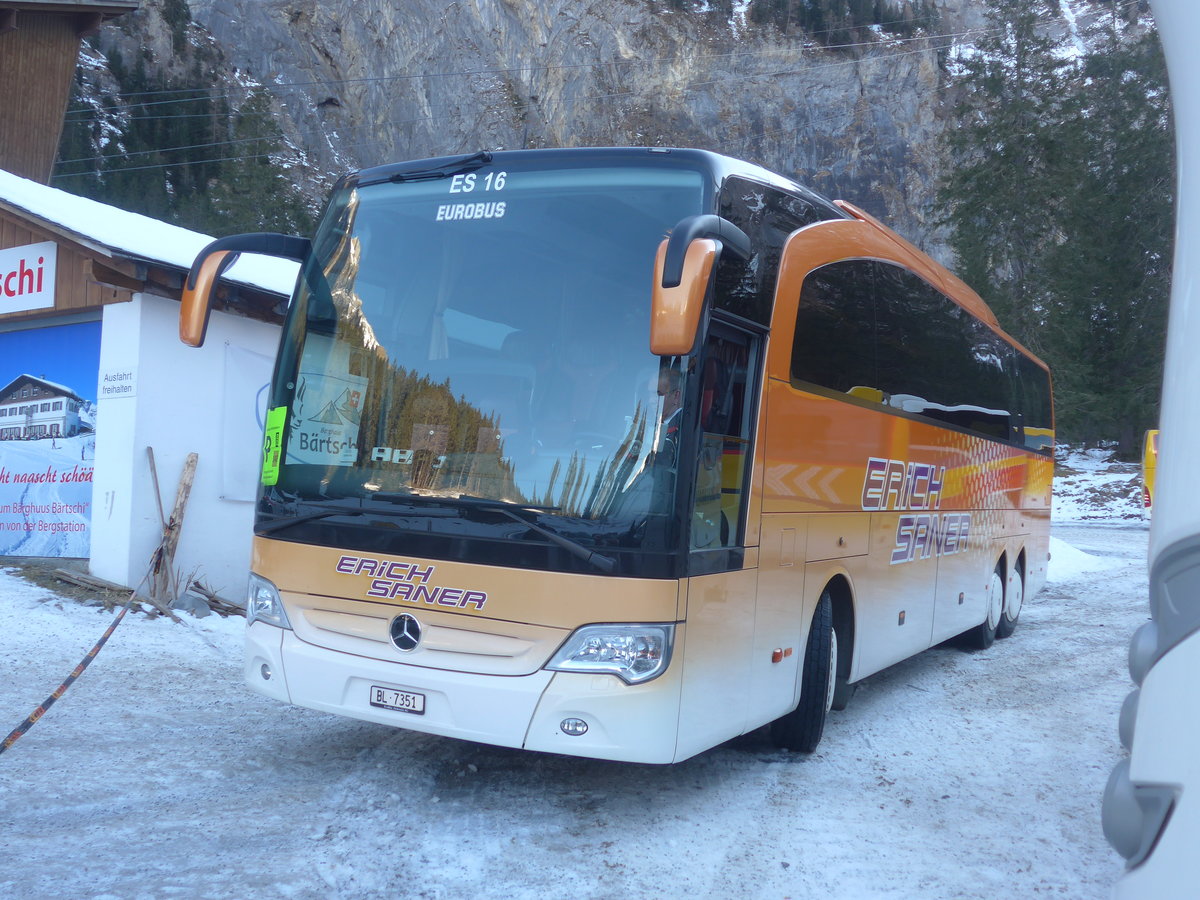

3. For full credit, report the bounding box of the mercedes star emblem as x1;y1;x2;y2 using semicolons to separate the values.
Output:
389;613;422;652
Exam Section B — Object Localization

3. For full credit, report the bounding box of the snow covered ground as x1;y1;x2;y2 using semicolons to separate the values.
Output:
1053;444;1148;523
0;447;1147;899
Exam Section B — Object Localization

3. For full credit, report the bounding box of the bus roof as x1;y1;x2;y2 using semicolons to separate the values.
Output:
354;147;848;219
351;146;1047;373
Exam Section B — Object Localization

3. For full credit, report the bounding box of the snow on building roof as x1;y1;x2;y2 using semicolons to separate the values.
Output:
0;167;300;298
0;373;84;403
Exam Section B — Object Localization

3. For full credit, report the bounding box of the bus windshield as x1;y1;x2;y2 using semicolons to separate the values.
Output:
263;161;706;572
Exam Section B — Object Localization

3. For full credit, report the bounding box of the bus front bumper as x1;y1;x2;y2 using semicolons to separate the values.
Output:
244;621;685;764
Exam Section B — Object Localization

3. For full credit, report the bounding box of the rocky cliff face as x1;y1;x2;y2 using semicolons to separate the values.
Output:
175;0;964;255
86;0;1061;259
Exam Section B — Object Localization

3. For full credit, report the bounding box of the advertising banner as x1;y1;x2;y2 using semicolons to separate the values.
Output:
0;241;57;315
0;321;100;557
289;333;366;468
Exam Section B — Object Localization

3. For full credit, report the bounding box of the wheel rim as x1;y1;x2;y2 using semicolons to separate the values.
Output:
987;570;1004;630
1005;571;1024;624
825;628;838;713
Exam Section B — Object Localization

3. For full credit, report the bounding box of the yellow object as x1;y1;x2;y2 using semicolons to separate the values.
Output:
1142;429;1160;509
261;407;287;486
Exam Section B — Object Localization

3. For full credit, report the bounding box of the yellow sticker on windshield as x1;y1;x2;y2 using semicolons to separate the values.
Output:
262;406;287;485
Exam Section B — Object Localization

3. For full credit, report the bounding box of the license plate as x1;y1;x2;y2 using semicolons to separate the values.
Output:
369;685;426;715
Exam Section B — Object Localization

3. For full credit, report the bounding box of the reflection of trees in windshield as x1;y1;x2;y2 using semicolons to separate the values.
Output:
352;348;665;520
356;356;523;499
531;401;655;517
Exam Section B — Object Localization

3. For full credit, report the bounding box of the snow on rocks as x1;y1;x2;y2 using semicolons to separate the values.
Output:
1054;443;1147;523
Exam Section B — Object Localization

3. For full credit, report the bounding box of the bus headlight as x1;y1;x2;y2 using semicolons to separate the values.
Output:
247;573;292;630
546;624;675;684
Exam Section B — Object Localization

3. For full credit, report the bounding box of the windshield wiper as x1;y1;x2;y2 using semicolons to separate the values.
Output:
261;491;617;574
256;499;456;535
373;492;617;574
480;503;617;575
384;151;494;184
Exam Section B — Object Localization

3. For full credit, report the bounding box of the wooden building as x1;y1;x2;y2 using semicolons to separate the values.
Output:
0;0;138;183
0;169;295;597
0;187;131;322
0;171;288;330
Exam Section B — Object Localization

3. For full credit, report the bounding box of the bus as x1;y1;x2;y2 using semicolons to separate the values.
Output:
180;148;1054;764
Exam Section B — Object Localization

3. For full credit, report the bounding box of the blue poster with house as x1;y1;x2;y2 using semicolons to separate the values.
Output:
0;321;100;557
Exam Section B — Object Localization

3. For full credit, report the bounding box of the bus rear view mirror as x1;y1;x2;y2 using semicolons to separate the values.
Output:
651;215;751;357
181;250;237;347
180;232;311;347
650;238;717;356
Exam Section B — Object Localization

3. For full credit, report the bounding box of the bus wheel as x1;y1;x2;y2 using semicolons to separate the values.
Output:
770;590;834;753
964;565;1004;650
831;670;856;711
996;564;1024;639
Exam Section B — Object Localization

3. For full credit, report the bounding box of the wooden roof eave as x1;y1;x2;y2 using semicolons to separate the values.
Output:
0;2;138;37
0;195;124;264
112;252;289;324
1;199;288;323
0;2;140;15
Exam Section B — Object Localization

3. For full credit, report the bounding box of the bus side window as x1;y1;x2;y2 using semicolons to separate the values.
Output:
874;263;1016;443
873;261;936;403
715;177;826;326
691;331;753;550
1015;353;1054;451
792;260;877;393
793;260;1047;450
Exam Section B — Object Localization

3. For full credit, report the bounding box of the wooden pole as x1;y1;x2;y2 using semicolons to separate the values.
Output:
147;452;198;622
146;446;167;533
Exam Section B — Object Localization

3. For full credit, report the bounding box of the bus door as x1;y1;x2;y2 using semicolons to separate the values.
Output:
928;449;996;644
674;320;774;757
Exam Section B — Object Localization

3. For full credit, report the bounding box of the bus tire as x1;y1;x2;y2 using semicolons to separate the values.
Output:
964;564;1004;650
770;590;835;753
831;675;856;711
996;563;1024;639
